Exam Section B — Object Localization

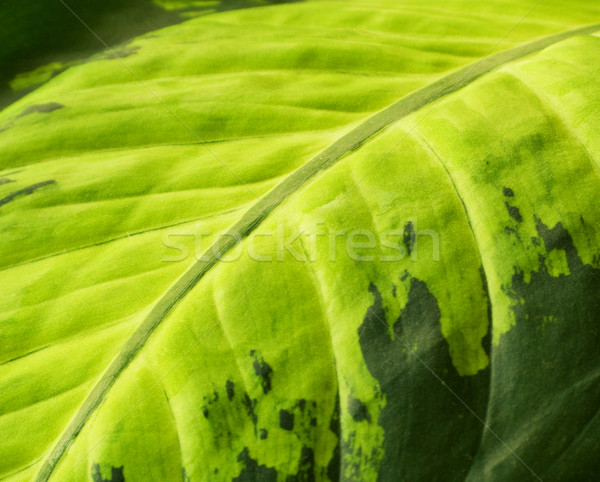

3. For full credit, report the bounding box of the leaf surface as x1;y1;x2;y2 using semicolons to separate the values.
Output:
1;1;600;481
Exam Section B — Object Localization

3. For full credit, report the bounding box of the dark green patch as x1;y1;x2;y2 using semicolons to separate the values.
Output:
0;179;56;208
226;380;235;401
340;431;363;480
402;221;416;255
286;446;316;482
242;393;258;428
195;380;326;477
358;279;490;481
199;382;259;432
507;218;600;327
295;399;318;427
233;447;277;482
470;218;600;480
200;391;219;419
18;102;64;117
505;201;523;223
347;394;371;423
250;349;273;394
0;178;14;186
479;266;493;357
91;464;124;482
503;186;515;197
326;393;341;482
279;409;294;431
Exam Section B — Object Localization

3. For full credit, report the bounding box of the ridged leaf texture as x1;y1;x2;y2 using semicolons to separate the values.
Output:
1;1;599;481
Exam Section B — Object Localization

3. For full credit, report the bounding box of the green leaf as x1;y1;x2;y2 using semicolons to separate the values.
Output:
1;1;600;481
0;0;292;108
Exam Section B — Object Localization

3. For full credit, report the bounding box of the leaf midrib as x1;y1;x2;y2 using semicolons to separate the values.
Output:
36;22;600;481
